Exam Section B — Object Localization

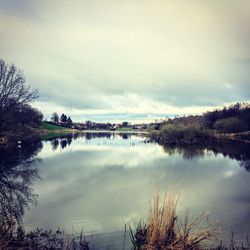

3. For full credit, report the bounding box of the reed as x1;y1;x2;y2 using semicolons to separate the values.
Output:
130;192;216;250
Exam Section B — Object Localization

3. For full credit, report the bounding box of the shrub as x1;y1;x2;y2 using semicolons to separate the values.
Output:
151;124;211;144
214;117;247;133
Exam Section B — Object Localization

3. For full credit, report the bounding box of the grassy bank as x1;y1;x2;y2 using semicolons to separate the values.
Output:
38;122;79;140
150;123;250;145
40;121;70;131
0;122;78;145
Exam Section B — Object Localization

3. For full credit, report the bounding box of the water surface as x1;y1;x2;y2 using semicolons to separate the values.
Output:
1;132;250;247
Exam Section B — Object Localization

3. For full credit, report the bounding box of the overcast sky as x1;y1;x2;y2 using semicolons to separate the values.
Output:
0;0;249;123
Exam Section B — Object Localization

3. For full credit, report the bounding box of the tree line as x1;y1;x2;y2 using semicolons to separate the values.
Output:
157;102;250;134
51;112;73;128
203;103;250;133
151;102;250;146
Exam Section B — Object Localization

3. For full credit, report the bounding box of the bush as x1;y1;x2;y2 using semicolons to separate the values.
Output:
214;117;247;133
151;124;211;144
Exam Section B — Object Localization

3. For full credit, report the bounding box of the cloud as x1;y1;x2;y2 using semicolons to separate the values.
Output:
33;94;219;123
0;0;249;121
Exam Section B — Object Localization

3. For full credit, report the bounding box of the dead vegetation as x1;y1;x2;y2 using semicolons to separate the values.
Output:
130;193;217;250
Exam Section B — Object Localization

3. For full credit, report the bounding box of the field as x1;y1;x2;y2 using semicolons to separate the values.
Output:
41;122;70;131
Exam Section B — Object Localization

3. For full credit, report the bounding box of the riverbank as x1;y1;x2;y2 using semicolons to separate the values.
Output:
0;121;149;145
150;124;250;145
36;122;79;139
2;121;249;146
0;122;79;145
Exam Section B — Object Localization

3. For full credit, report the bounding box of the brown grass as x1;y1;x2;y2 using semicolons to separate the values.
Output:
130;192;216;250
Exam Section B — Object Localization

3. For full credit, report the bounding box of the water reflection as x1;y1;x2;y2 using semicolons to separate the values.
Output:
20;133;250;241
47;133;250;171
161;141;250;171
162;144;205;160
1;132;250;245
51;138;59;151
46;132;141;151
0;139;42;224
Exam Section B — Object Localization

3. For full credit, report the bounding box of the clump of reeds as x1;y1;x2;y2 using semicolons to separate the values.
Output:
130;192;215;250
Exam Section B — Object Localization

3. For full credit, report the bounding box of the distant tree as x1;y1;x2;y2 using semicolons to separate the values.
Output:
66;116;72;127
51;112;59;123
60;113;67;123
203;110;220;129
85;121;93;129
0;59;38;133
203;102;250;131
122;121;129;127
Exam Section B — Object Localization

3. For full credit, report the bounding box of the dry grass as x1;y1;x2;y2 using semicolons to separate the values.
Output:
130;192;216;250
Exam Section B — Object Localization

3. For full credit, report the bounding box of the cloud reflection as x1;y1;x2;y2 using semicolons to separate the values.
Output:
23;133;250;241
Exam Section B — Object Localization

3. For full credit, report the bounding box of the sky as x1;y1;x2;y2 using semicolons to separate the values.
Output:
0;0;249;123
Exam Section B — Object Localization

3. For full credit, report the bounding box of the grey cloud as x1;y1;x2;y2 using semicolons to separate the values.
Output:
235;58;250;65
0;0;250;120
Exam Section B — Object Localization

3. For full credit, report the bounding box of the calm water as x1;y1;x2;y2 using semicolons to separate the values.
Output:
1;132;250;247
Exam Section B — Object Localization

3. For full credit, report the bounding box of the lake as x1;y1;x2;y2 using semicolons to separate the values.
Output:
1;132;250;248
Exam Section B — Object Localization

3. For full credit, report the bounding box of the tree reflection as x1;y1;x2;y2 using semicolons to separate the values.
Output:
85;132;112;140
162;141;250;171
48;132;136;151
60;139;68;149
47;133;250;172
51;139;59;151
207;141;250;172
122;134;129;140
0;139;42;225
162;145;205;160
49;135;74;151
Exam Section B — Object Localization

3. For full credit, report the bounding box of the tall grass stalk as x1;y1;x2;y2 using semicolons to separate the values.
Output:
130;192;216;250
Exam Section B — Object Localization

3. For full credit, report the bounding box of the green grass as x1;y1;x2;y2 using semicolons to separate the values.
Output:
40;122;78;140
41;122;69;131
116;127;135;131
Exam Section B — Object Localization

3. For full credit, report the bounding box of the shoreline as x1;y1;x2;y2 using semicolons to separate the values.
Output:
1;129;249;145
0;129;148;145
150;130;250;145
74;129;149;134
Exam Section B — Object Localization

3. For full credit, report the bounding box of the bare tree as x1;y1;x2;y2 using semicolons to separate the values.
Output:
0;59;39;133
